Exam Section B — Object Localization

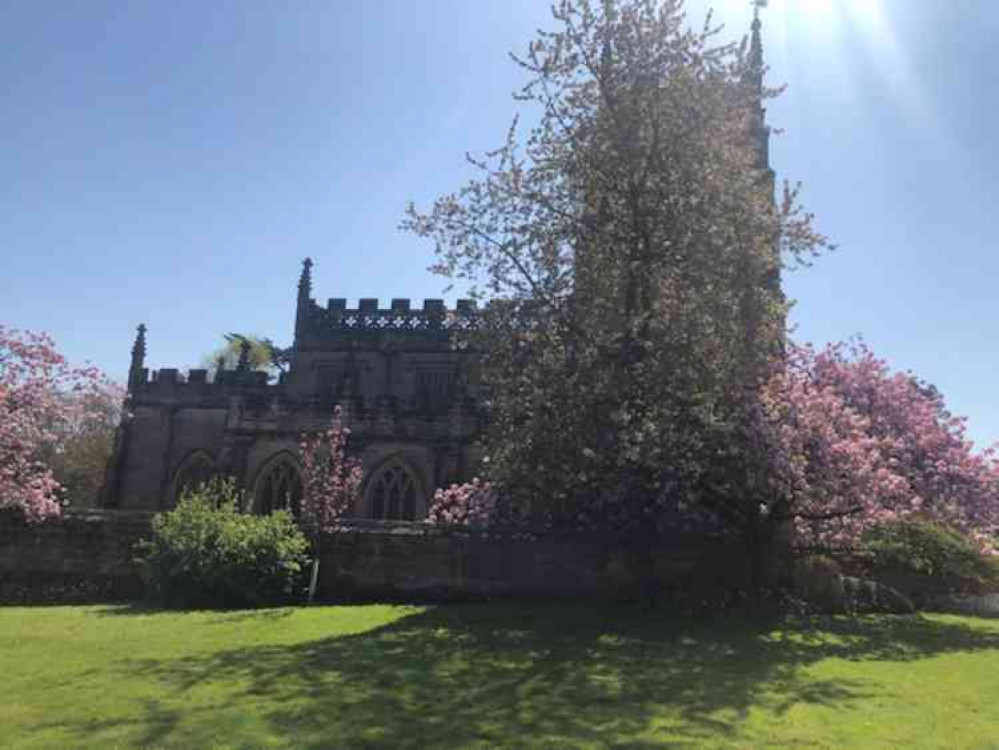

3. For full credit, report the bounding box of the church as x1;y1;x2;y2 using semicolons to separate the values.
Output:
101;10;774;523
101;259;484;520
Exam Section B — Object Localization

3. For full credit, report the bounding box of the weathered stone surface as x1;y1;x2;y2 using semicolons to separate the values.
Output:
0;509;153;602
103;259;483;517
316;521;743;601
0;512;745;604
926;593;999;616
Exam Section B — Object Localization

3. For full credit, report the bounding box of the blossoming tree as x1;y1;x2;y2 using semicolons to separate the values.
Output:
404;0;830;550
298;405;364;601
0;325;108;521
696;340;999;557
299;406;364;540
770;341;999;550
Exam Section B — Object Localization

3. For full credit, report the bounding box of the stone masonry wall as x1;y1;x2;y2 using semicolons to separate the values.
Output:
319;522;744;600
0;511;745;603
0;509;154;602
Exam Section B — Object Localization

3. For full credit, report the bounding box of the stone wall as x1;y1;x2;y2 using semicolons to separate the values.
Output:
927;593;999;616
0;510;745;603
0;509;154;602
318;521;743;600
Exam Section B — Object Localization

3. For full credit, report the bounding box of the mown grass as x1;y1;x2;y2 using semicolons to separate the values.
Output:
1;602;998;749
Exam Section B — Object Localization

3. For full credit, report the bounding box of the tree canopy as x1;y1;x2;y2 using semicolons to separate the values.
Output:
0;326;115;520
405;0;831;543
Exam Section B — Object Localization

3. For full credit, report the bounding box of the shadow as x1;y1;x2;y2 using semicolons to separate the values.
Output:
92;602;295;624
38;604;999;748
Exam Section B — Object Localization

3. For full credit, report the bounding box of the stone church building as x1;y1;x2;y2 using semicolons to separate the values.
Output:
101;258;484;520
101;12;775;524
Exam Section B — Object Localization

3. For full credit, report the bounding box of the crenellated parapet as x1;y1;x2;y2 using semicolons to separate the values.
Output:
104;260;488;514
152;368;272;387
132;367;275;391
128;363;482;419
300;297;479;338
290;258;481;348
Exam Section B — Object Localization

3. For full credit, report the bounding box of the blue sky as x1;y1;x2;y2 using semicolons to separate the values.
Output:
2;0;997;448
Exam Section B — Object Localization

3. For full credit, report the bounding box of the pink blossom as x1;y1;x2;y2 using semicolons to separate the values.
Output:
298;406;363;539
0;326;111;522
427;478;497;526
759;340;999;551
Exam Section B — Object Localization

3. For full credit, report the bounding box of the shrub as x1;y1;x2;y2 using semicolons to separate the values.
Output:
863;519;999;596
140;478;310;608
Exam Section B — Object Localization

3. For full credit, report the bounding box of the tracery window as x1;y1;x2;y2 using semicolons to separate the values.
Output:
172;451;216;505
254;457;304;517
367;461;420;521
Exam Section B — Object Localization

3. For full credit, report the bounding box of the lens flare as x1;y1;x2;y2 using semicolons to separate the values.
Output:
775;1;938;136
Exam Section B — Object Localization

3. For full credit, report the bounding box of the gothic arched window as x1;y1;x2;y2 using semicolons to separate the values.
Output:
367;461;421;521
172;451;216;506
253;456;304;517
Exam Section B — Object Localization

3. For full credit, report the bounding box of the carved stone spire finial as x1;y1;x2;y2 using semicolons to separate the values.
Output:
746;1;772;176
127;324;147;389
214;353;227;383
749;1;767;90
294;258;315;346
236;338;252;373
298;257;314;303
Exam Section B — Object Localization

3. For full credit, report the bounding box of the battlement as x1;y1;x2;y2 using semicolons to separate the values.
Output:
322;297;476;313
133;367;277;391
304;297;479;334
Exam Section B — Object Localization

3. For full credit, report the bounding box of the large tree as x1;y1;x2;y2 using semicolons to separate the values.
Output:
758;341;999;552
43;379;124;508
0;326;109;521
405;0;830;550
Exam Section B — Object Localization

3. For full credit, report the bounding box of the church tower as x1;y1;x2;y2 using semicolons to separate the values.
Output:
748;1;775;189
571;4;779;317
746;1;787;350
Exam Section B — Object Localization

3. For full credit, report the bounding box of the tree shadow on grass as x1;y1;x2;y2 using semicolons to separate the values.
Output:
92;602;295;625
47;604;999;748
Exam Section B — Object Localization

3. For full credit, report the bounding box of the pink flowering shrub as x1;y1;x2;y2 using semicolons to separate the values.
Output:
299;406;363;540
427;478;496;526
1;326;108;522
758;341;999;551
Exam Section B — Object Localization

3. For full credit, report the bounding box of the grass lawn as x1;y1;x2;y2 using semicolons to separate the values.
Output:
1;603;998;749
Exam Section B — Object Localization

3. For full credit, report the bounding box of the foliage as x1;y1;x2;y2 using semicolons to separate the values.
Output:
803;342;999;546
0;325;109;521
299;406;363;540
4;604;999;748
202;333;285;376
427;478;497;526
725;341;999;552
863;519;999;594
43;380;125;508
140;477;310;608
403;0;831;543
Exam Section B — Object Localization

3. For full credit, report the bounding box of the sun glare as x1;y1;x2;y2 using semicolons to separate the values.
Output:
791;0;885;33
772;0;939;137
705;0;937;137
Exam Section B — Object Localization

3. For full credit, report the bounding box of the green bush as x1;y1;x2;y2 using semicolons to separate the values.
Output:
863;519;999;596
139;478;311;608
